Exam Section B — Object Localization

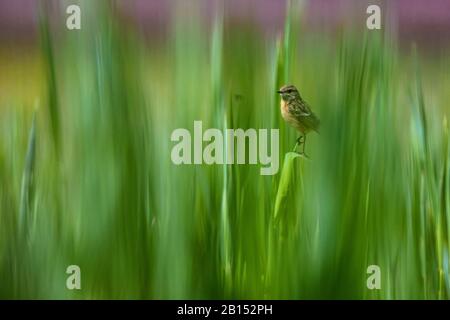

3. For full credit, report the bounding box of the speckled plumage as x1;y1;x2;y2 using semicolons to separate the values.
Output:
278;84;320;155
278;84;320;134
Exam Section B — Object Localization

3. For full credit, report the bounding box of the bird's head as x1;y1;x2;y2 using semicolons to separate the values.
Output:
277;84;301;102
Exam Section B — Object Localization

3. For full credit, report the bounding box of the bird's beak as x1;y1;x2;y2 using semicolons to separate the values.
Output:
277;90;282;94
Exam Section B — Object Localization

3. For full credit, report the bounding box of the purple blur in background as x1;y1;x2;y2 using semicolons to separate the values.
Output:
0;0;449;49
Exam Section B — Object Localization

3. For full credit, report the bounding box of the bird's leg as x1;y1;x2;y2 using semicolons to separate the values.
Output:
302;134;309;158
293;135;304;153
292;134;309;158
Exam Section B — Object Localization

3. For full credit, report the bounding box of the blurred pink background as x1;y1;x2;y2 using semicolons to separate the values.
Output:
1;0;450;49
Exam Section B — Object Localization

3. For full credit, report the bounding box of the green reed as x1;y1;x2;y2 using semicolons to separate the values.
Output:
0;1;449;299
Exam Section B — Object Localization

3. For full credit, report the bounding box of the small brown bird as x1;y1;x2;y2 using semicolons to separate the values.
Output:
277;84;320;155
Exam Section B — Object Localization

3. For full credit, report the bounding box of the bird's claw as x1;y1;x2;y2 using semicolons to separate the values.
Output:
292;136;309;157
292;136;304;151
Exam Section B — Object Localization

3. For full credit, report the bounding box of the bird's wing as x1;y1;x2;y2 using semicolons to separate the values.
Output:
288;99;312;118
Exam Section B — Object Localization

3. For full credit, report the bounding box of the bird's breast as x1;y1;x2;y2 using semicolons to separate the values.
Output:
280;100;290;119
280;100;295;124
280;99;308;133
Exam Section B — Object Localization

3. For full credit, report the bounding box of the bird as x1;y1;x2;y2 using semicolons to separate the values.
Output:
277;84;320;156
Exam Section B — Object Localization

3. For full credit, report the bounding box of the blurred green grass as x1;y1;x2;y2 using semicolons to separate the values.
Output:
0;1;450;299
